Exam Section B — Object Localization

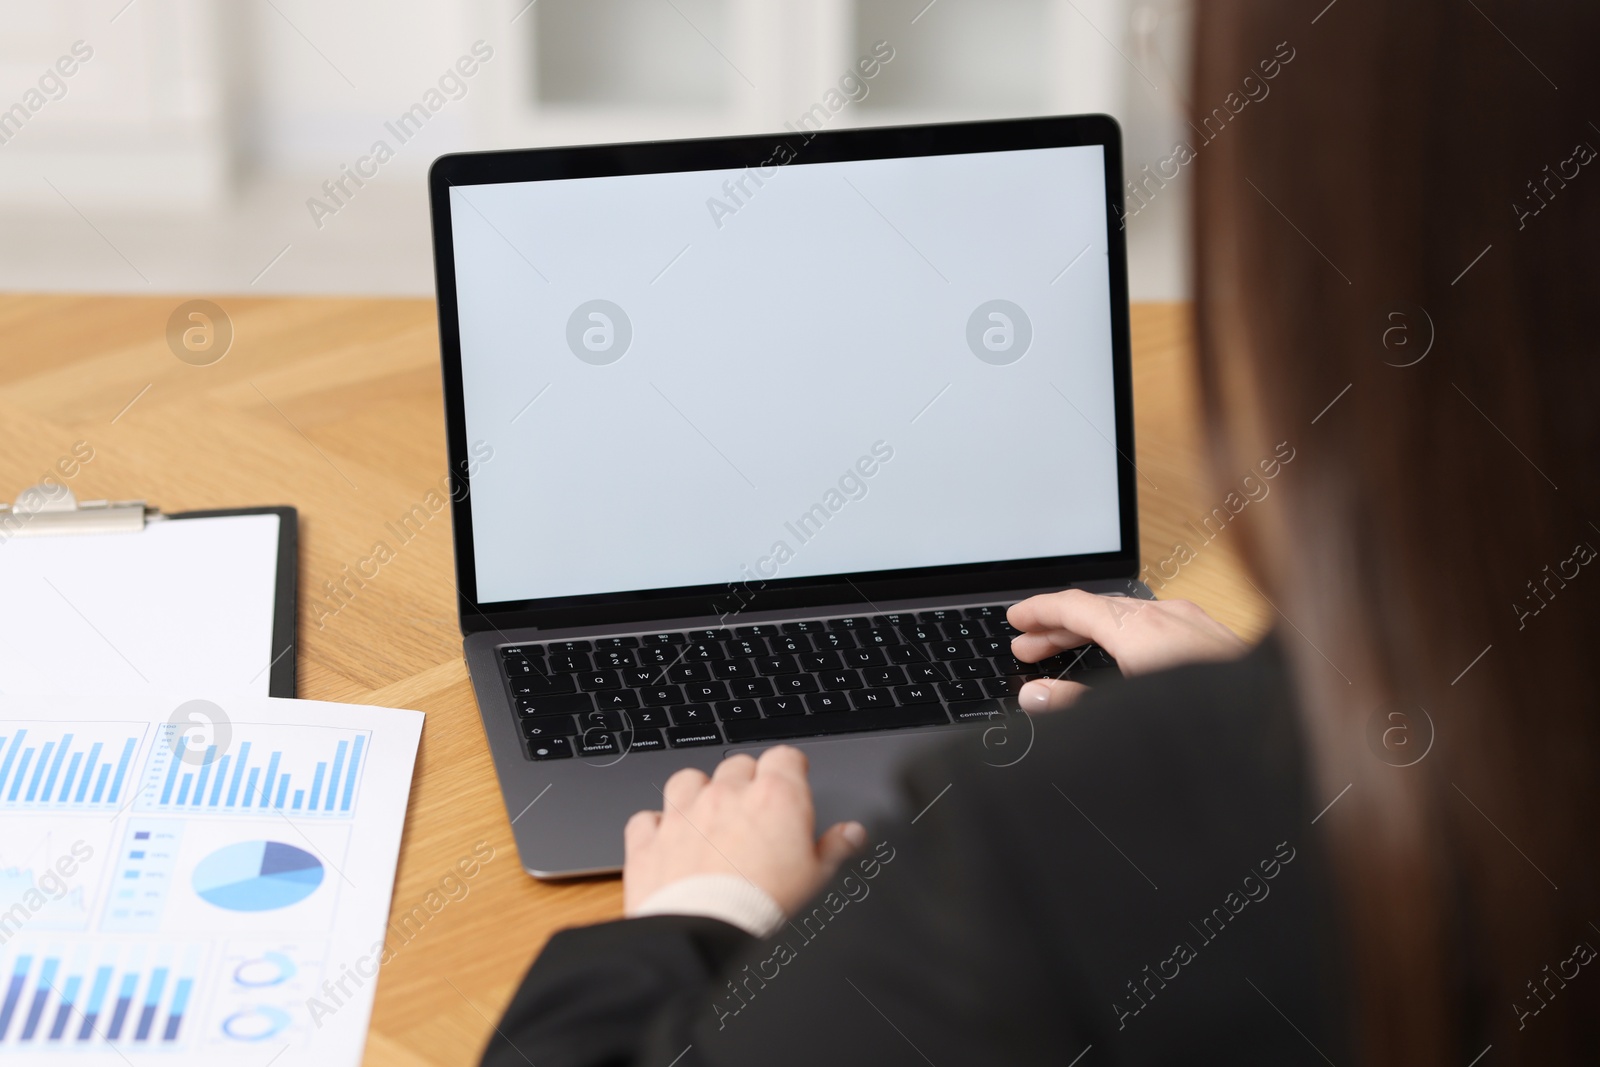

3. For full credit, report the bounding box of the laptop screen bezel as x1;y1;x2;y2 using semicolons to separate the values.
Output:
430;115;1139;635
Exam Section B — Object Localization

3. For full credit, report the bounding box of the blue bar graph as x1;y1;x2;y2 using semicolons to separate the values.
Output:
0;723;144;810
73;741;102;802
0;956;28;1040
0;949;201;1049
136;722;372;817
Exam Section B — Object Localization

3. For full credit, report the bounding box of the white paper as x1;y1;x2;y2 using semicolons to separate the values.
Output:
0;693;424;1066
0;514;284;698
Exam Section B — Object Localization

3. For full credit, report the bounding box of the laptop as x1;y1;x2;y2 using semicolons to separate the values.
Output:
428;115;1150;877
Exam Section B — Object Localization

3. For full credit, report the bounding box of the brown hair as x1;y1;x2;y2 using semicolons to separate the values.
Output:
1192;1;1600;1062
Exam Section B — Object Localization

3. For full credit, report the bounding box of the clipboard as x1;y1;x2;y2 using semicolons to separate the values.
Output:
0;486;298;698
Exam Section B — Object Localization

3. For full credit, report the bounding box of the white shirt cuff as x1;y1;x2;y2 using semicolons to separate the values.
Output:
629;874;785;938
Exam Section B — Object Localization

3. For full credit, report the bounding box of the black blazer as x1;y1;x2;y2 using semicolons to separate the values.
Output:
482;637;1350;1066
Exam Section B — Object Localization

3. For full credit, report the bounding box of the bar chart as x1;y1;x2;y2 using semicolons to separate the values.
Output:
0;721;147;811
0;943;205;1050
135;722;371;818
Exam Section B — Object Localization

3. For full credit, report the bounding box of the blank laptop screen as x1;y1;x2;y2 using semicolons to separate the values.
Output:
450;143;1121;604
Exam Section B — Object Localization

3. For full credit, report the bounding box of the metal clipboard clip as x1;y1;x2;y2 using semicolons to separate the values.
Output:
0;485;157;538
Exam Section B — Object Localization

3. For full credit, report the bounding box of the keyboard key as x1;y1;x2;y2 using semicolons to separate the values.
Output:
899;624;939;643
950;658;996;680
850;688;895;710
781;620;822;633
990;619;1022;639
670;703;715;726
722;704;948;743
683;642;724;661
576;709;624;732
579;671;621;691
547;640;592;653
931;641;973;660
859;629;896;647
725;638;768;658
637;646;676;666
640;685;685;706
772;634;812;654
521;714;575;738
886;644;926;664
509;674;576;696
1071;644;1117;671
667;663;712;683
620;728;667;752
965;604;1004;619
500;644;546;660
527;736;573;760
548;652;591;673
686;681;730;702
814;631;857;651
907;663;949;683
595;636;639;649
734;624;780;639
686;628;732;642
800;651;843;671
941;619;982;641
872;613;913;627
711;659;757;680
502;656;550;678
755;655;800;676
625;707;671;730
972;636;1009;657
864;666;908;687
819;670;864;691
730;678;774;699
917;609;958;623
983;676;1021;698
843;648;886;668
893;684;939;705
805;692;851;713
715;700;762;721
516;694;592;717
773;674;820;695
622;668;657;687
948;700;1003;722
829;616;870;630
595;690;641;711
575;732;620;756
761;696;807;717
938;679;984;702
641;632;685;645
667;724;724;747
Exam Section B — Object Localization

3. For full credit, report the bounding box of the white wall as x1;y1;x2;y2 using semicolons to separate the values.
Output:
0;0;1191;297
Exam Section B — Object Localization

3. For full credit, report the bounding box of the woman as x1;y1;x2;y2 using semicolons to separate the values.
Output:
484;1;1599;1062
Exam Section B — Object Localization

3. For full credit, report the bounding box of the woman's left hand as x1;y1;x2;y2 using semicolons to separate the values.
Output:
623;745;866;915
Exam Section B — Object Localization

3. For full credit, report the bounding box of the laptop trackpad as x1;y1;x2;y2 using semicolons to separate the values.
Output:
724;730;950;832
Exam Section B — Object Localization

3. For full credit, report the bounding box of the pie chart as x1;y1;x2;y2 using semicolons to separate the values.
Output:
192;841;324;911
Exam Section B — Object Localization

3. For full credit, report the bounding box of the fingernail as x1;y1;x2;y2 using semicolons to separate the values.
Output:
842;821;867;848
1019;682;1049;710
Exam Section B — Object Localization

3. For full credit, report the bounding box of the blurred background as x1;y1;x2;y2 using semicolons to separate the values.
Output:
0;0;1193;299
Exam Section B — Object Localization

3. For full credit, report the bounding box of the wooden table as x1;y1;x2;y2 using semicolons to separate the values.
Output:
0;296;1267;1066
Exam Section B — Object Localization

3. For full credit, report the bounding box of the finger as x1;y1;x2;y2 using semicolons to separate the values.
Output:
1017;678;1089;712
816;820;868;876
755;744;810;787
1009;632;1084;663
662;767;710;812
624;809;661;856
712;753;758;786
1009;590;1131;655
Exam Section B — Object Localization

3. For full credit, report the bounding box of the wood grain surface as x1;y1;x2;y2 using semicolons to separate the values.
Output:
0;296;1267;1065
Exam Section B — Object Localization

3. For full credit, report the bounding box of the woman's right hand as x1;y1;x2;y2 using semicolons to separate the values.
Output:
1007;590;1247;712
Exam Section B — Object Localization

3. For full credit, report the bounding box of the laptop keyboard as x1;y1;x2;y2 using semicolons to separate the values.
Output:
497;604;1119;760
